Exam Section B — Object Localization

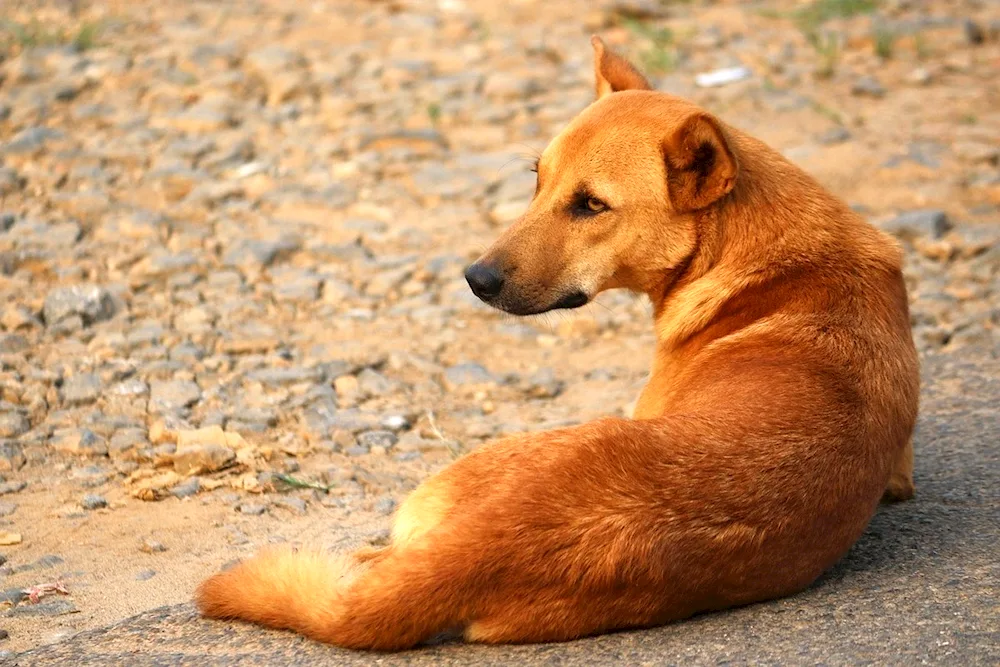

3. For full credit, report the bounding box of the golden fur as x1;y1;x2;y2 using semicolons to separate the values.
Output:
195;37;919;650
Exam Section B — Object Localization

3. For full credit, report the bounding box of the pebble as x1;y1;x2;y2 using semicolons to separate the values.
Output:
140;538;167;553
149;380;202;413
81;494;108;510
170;477;202;498
851;76;886;98
237;502;268;516
272;496;307;514
878;210;952;241
61;373;103;406
42;285;118;327
172;444;235;476
0;531;22;546
357;430;399;450
0;481;26;496
0;413;30;439
443;363;496;390
51;428;108;456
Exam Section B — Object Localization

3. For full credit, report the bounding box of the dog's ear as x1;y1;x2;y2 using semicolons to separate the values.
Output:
591;35;651;99
663;112;738;212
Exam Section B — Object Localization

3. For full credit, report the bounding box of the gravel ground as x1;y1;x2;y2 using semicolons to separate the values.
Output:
0;0;998;658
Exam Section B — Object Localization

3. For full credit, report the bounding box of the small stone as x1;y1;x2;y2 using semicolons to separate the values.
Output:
109;428;148;454
963;18;985;45
817;127;851;145
246;367;323;386
953;141;999;165
0;413;29;438
43;285;118;327
877;210;952;241
0;531;21;546
907;67;933;85
0;334;29;354
140;538;167;553
357;430;398;450
135;569;157;581
1;127;63;155
0;481;27;496
61;373;103;406
524;368;564;399
851;76;885;98
272;496;307;514
237;503;267;516
334;375;360;400
356;369;396;398
170;477;201;498
0;443;25;472
175;425;229;449
0;502;16;517
172;444;235;476
51;428;108;456
443;362;495;390
2;305;41;331
81;494;108;510
380;414;412;431
149;380;202;413
5;598;77;617
374;497;397;514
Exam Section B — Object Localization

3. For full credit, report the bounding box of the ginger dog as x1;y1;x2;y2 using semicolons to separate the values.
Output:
196;38;919;650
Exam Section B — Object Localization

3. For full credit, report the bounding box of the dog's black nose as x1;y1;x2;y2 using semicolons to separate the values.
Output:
465;263;504;300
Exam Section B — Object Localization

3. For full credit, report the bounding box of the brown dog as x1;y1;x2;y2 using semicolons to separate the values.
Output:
195;37;919;650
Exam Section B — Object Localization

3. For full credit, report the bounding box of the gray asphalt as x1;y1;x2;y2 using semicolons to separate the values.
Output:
7;347;999;666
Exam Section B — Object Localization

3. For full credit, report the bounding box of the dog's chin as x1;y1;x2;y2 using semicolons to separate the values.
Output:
488;290;590;316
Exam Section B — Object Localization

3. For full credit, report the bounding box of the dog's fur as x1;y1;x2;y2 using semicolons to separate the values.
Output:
195;38;919;650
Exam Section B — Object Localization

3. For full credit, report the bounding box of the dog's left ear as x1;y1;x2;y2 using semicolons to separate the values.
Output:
663;112;738;212
591;35;651;99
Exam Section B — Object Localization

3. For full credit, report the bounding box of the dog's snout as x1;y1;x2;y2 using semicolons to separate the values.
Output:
465;263;504;301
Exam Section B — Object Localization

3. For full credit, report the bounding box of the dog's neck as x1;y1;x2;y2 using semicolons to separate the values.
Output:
648;133;854;352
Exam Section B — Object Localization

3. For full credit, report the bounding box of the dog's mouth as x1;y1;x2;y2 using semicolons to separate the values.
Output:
490;290;590;316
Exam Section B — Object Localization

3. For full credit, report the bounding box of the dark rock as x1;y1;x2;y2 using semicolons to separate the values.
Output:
81;494;108;510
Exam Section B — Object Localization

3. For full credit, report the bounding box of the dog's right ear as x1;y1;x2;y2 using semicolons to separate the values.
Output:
591;35;651;99
663;112;738;212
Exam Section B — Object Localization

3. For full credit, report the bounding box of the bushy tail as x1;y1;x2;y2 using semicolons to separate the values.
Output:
195;545;461;650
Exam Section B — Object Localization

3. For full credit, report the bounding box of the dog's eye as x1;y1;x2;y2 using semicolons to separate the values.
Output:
570;192;609;218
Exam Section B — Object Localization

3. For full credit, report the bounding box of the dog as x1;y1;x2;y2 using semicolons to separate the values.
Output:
195;37;919;650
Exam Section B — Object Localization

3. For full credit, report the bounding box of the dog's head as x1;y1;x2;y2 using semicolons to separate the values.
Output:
466;37;738;315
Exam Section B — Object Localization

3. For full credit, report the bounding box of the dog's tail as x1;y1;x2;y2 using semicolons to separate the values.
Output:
195;545;462;651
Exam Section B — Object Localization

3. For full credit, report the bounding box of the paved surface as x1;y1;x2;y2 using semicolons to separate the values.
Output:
8;348;999;666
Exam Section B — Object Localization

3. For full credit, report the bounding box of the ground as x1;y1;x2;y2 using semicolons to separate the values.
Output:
0;0;998;661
